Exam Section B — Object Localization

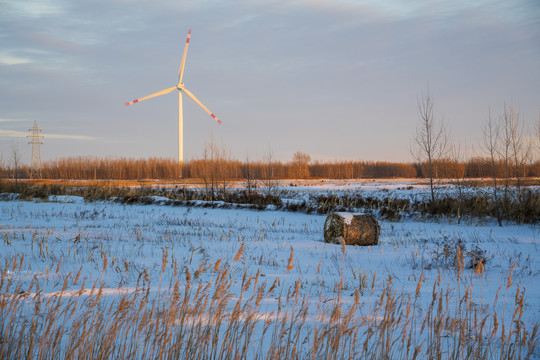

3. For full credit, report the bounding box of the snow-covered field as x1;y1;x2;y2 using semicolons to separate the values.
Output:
1;181;539;359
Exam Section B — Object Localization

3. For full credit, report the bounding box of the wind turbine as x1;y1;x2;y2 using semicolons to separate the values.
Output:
125;29;221;164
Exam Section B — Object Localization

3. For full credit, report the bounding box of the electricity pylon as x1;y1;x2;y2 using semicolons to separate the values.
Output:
27;120;44;179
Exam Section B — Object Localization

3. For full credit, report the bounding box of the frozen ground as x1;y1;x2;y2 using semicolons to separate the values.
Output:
1;182;539;358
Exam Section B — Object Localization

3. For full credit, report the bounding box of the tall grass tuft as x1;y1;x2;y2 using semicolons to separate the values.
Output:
0;251;538;359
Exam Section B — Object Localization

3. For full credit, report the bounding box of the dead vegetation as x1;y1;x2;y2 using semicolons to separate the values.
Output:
1;181;539;224
0;245;537;359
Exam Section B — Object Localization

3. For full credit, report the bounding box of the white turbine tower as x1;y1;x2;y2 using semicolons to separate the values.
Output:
125;29;221;164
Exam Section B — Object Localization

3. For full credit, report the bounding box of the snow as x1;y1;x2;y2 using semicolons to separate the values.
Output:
0;192;19;201
48;195;85;203
1;180;539;357
335;212;353;225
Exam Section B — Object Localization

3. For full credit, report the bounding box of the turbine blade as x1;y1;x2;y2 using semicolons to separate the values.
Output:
124;86;177;106
181;86;222;124
178;29;191;84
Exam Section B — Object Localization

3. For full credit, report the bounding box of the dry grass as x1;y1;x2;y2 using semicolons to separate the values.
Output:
12;177;540;191
3;179;539;223
1;247;537;360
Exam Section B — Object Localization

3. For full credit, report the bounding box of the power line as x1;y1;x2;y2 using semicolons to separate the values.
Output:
27;120;44;179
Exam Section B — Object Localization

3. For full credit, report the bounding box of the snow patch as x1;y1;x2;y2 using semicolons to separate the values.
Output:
48;195;85;204
0;193;19;201
335;212;354;225
334;212;365;225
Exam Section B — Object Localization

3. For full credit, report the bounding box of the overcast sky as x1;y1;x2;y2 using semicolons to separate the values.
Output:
1;0;539;163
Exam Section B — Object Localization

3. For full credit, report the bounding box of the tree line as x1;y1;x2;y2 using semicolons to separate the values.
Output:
1;154;539;181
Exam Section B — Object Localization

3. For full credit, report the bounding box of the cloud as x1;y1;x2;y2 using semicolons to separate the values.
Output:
0;130;33;137
1;0;538;162
43;133;95;141
0;54;32;65
295;0;536;22
0;129;94;141
0;118;27;123
3;0;64;18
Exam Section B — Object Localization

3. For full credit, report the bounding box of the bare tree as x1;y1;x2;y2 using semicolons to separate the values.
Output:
217;140;231;197
9;140;23;185
411;87;449;202
200;135;230;200
510;110;531;204
536;111;540;175
0;153;4;180
244;153;254;197
537;110;540;147
498;103;513;210
200;137;219;200
499;103;531;206
292;151;311;179
483;110;502;226
449;142;467;224
263;147;277;195
537;110;540;150
200;140;211;199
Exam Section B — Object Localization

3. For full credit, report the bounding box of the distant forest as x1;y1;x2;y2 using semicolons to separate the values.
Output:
2;154;539;181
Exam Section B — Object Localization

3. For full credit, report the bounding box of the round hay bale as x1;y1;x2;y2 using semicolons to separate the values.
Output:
324;212;380;246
